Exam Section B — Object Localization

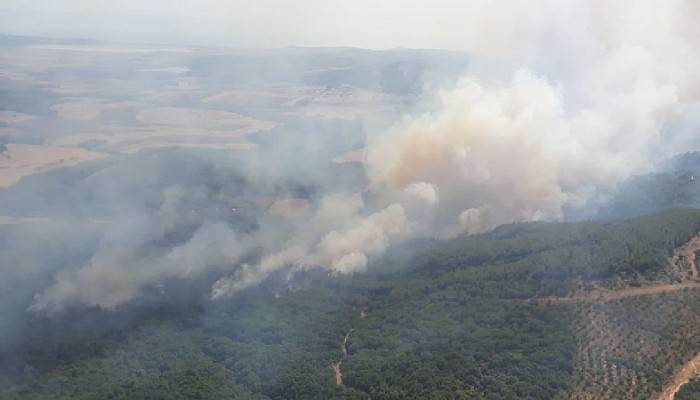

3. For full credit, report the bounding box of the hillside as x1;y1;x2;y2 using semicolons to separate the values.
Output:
3;209;700;399
599;152;700;220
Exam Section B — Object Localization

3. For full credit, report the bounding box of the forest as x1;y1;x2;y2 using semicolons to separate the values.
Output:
3;209;700;399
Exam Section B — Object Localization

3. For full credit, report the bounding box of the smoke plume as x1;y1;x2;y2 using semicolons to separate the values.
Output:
20;0;700;306
365;0;700;235
190;0;700;299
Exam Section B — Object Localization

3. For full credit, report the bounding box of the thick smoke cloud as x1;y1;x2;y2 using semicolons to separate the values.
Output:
368;71;643;234
213;0;700;294
31;221;245;311
212;194;410;297
28;181;252;311
365;0;700;235
213;1;700;297
18;0;700;306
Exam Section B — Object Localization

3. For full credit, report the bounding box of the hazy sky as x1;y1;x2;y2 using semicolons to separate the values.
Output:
0;0;528;49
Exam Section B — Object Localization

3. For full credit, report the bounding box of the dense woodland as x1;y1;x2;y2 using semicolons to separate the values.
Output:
3;209;700;399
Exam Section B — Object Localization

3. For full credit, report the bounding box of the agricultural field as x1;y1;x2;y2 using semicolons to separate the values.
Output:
0;34;469;197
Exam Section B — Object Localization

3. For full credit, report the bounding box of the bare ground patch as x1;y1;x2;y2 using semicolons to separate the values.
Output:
136;107;279;130
50;100;135;121
49;125;268;154
0;144;107;187
114;140;256;154
0;110;35;124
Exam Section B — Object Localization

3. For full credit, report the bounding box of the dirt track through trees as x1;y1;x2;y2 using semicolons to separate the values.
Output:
540;283;700;304
655;354;700;400
333;330;353;385
333;362;343;385
332;311;366;386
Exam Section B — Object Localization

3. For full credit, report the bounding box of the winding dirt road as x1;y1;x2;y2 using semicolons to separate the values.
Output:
542;233;700;305
333;362;343;385
655;354;700;400
333;330;353;386
540;283;700;304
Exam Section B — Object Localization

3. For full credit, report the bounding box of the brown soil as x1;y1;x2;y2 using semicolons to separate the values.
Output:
333;330;353;386
333;362;343;385
0;144;107;187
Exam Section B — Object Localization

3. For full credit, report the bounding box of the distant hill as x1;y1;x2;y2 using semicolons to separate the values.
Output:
188;47;469;95
0;33;469;99
598;151;700;219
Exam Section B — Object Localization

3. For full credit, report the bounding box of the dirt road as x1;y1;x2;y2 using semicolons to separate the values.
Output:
333;362;343;385
655;354;700;400
333;330;352;386
540;283;700;304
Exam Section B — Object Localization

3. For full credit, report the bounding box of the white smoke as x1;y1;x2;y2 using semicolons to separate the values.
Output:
367;70;656;233
311;203;409;273
211;246;306;298
211;195;410;297
29;0;700;305
402;182;439;208
366;0;700;234
212;0;700;298
32;221;246;311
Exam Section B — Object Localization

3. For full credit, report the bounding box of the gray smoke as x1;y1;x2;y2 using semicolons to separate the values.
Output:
365;0;700;234
213;0;700;297
8;0;700;308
